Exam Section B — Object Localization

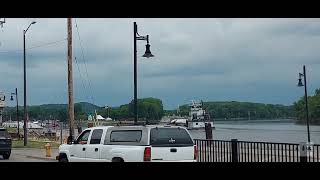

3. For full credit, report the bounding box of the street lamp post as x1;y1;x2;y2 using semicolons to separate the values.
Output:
23;21;36;146
10;88;19;139
297;65;310;143
133;22;154;125
105;106;110;118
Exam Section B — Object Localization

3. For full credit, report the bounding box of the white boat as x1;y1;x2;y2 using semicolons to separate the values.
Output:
169;100;214;130
186;100;214;130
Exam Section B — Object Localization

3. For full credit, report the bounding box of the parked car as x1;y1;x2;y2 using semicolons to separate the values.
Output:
0;128;12;159
57;125;197;162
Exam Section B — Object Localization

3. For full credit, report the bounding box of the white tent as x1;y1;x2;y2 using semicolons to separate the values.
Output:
96;115;105;120
106;117;112;121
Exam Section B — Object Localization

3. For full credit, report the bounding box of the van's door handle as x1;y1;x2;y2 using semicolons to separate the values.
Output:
170;148;177;152
82;147;86;151
95;148;98;152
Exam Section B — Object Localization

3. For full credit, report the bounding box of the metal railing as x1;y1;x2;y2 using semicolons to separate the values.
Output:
308;144;320;162
194;139;320;162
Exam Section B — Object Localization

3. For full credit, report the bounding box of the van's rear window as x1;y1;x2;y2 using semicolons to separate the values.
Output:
150;128;193;147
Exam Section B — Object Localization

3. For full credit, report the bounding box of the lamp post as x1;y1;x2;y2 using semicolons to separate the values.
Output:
10;88;19;139
0;92;5;126
133;22;154;125
104;105;110;118
23;21;36;146
297;65;310;143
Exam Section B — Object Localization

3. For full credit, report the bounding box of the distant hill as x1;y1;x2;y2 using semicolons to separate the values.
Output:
38;102;100;114
76;102;101;114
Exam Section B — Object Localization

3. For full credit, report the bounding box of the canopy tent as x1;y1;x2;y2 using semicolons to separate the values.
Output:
106;117;112;121
96;115;105;120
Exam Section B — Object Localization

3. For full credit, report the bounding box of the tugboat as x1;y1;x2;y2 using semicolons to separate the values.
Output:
186;100;214;130
168;100;215;130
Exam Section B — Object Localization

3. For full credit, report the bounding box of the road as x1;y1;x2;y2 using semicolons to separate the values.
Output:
0;148;58;162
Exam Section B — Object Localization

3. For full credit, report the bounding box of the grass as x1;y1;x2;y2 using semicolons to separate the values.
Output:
12;140;61;149
6;127;21;133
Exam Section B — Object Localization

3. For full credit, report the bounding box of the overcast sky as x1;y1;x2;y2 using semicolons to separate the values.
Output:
1;18;320;109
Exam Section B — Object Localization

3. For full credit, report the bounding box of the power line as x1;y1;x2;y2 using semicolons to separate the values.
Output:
0;38;67;53
28;38;67;50
74;18;96;105
74;56;91;104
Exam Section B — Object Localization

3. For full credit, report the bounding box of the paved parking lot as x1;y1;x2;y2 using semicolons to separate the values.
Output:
0;148;58;162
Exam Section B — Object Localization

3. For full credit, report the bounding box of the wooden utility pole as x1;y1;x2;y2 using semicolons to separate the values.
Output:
67;18;75;141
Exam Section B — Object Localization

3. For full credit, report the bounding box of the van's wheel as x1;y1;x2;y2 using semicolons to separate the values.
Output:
59;154;68;162
112;157;124;162
3;152;11;160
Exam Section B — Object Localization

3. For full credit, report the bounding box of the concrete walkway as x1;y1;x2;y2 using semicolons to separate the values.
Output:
0;148;59;162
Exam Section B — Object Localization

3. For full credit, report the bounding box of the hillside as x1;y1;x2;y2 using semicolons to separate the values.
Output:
3;102;101;122
36;102;100;114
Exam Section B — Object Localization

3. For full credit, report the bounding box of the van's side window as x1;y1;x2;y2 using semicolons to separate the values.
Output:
109;130;142;142
90;129;103;144
75;130;91;144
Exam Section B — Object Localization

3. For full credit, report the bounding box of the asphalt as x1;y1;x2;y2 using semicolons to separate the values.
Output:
0;148;59;162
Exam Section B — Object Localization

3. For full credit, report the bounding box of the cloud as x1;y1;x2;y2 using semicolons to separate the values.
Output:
1;18;320;109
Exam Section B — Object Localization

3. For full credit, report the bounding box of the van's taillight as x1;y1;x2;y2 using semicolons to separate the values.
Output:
194;145;198;160
144;147;151;162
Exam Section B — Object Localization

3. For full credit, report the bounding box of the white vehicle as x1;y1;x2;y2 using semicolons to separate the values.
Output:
57;125;197;162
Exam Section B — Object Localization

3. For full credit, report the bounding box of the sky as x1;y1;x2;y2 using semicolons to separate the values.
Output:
1;18;320;110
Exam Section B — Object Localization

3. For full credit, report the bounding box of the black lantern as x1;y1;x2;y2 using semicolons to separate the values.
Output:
142;43;154;58
297;78;304;87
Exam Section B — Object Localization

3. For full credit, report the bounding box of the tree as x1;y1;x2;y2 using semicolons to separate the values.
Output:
294;89;320;125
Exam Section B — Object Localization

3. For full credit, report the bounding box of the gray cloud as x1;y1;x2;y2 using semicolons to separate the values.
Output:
1;18;320;109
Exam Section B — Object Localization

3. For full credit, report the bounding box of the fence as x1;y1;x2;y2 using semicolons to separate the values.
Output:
194;139;320;162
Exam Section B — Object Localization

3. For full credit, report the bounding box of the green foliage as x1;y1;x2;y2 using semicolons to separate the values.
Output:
97;97;164;122
294;88;320;125
3;97;298;123
3;102;99;123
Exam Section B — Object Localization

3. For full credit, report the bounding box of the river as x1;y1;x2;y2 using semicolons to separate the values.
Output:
189;120;320;144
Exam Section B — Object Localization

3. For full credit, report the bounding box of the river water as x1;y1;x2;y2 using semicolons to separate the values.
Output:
189;121;320;144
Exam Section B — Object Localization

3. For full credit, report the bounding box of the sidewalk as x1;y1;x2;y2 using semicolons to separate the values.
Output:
12;148;59;161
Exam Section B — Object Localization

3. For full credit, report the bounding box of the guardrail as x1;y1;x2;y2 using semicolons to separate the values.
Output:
194;139;319;162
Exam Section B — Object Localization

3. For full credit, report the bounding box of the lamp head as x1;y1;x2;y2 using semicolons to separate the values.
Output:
142;43;154;58
297;78;304;87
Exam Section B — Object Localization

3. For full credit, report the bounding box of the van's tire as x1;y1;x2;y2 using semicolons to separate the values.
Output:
58;154;68;162
112;157;124;162
2;152;10;160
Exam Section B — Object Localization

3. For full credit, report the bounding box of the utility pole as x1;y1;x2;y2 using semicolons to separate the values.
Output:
67;18;75;142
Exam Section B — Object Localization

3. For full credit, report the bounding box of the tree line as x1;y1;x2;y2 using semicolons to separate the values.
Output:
2;98;164;123
96;97;164;121
168;101;294;120
293;88;320;125
4;94;319;125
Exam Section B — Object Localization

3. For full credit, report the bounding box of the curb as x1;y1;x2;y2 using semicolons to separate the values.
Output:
25;155;56;161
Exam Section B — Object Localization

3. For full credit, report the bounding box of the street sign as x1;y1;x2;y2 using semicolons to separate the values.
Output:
300;142;307;157
300;142;313;158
